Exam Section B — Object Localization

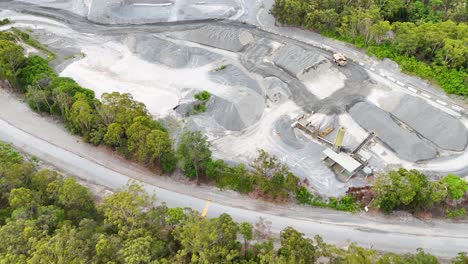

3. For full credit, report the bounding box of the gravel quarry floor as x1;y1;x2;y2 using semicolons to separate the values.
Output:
1;0;468;196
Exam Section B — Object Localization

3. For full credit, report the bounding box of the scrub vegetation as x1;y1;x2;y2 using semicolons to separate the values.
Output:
371;169;468;217
215;64;228;71
0;142;465;263
0;18;11;26
296;187;360;212
11;28;56;61
192;90;211;114
271;0;468;95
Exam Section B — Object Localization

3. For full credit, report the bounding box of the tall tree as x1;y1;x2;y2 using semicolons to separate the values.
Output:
69;94;96;134
174;213;240;263
176;131;212;184
99;182;153;236
0;40;25;86
278;227;316;264
29;224;91;264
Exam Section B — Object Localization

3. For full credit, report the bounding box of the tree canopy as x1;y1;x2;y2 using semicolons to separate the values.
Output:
271;0;468;95
0;142;465;263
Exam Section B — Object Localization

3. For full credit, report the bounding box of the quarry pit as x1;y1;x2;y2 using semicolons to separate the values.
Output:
1;0;468;196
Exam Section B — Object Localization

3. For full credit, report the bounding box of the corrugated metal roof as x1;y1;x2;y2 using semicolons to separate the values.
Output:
323;148;361;172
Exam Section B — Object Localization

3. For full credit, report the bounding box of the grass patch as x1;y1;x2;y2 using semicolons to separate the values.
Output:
214;64;227;72
296;186;360;212
11;27;56;61
192;90;211;114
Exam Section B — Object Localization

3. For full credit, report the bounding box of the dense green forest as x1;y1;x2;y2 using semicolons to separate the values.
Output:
271;0;468;96
1;142;468;263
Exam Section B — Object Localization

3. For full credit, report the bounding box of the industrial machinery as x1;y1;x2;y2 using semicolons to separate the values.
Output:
333;53;347;66
292;114;375;181
322;127;376;182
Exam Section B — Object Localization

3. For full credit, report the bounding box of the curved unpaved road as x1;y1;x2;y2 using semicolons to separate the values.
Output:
0;90;467;258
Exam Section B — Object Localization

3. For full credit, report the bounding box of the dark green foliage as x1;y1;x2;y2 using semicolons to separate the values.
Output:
17;55;56;91
0;39;25;86
0;144;96;229
214;64;227;71
295;186;359;212
446;208;466;218
0;18;11;26
328;195;359;211
176;131;212;182
442;174;468;200
271;0;468;95
0;142;23;164
192;90;211;114
195;148;305;201
453;252;468;264
207;160;256;193
373;169;467;213
194;90;211;101
0;145;458;262
278;227;316;263
0;31;16;42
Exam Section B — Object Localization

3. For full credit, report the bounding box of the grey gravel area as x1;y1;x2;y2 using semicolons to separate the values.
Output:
208;64;262;94
168;24;254;52
271;44;327;79
391;95;468;151
311;63;372;115
206;90;264;131
349;102;437;162
127;34;220;68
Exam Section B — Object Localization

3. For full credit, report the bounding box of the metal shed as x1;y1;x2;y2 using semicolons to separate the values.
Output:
322;148;363;182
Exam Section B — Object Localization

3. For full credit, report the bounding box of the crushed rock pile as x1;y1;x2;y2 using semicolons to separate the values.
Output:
350;102;437;162
126;34;220;68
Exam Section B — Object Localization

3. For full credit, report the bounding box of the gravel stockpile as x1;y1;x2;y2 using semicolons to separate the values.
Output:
207;89;264;131
208;64;261;94
274;116;303;149
391;95;468;151
262;77;291;104
87;0;172;24
271;45;327;79
350;102;437;162
169;25;254;52
85;0;240;24
129;35;220;68
175;0;239;20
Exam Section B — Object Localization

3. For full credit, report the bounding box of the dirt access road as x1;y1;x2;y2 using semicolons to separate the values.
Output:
0;90;467;257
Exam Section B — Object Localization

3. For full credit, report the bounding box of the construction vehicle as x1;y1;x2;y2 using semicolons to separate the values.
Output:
333;53;347;66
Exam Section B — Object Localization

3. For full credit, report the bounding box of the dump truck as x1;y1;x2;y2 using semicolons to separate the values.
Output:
333;53;347;66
